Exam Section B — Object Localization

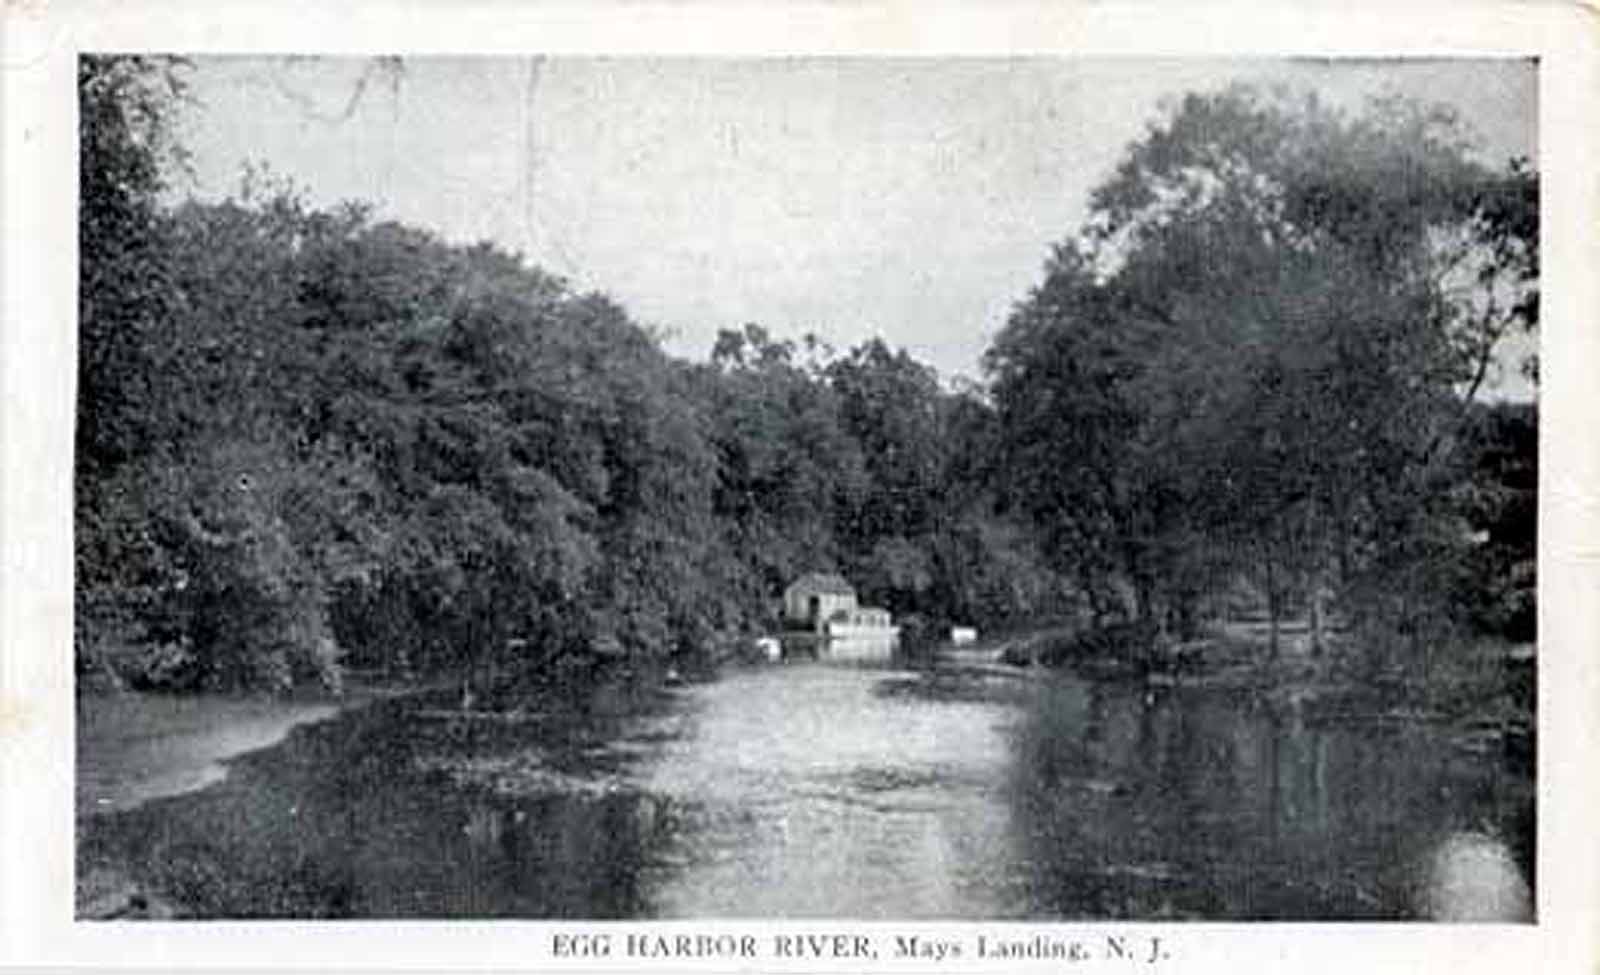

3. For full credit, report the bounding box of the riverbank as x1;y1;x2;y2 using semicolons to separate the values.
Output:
988;621;1534;763
77;652;696;823
77;671;476;810
75;661;686;918
74;662;675;920
75;676;450;919
76;688;352;919
78;691;346;819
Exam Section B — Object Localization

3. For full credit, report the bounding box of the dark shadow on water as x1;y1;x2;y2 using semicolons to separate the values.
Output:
78;691;685;919
79;659;1534;921
1005;678;1535;920
872;671;1026;707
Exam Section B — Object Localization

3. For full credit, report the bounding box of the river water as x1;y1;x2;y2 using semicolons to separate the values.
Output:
79;641;1534;920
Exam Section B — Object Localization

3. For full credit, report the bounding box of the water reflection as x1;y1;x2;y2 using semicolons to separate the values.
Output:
79;654;1533;921
1007;679;1534;919
819;634;900;663
777;633;902;664
79;696;674;918
1422;832;1532;922
640;661;1016;917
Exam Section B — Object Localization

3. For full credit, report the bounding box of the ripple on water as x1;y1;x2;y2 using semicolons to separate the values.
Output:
637;663;1025;918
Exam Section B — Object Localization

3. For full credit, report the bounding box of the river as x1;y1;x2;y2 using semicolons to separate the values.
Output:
77;640;1534;920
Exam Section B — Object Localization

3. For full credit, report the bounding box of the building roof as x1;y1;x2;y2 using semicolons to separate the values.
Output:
787;572;855;596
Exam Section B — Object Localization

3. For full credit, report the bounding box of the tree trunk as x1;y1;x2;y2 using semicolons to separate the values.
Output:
1265;554;1281;661
1308;579;1325;658
1301;497;1326;659
1135;575;1156;625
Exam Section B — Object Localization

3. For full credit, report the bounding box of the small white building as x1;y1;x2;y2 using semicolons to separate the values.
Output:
842;607;893;628
783;572;858;629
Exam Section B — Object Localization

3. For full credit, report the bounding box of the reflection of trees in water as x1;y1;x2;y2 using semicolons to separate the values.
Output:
79;674;1533;920
81;701;676;918
1007;683;1225;917
1005;681;1532;919
454;792;671;917
1260;709;1331;843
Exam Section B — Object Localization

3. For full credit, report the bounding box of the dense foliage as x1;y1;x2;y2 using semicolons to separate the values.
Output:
77;62;1535;694
75;57;1069;693
988;87;1538;667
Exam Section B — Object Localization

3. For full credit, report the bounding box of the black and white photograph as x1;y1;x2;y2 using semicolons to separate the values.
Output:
68;52;1540;923
3;3;1597;970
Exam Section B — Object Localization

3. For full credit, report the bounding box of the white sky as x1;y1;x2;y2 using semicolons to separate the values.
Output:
174;56;1537;392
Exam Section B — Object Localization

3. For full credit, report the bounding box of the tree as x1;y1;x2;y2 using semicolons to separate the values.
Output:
76;56;193;681
1458;401;1537;641
695;324;864;615
77;56;191;473
991;86;1537;663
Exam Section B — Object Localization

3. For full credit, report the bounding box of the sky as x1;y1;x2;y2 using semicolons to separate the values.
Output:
173;56;1538;392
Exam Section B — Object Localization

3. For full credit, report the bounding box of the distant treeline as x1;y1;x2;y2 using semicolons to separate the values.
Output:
76;57;1536;694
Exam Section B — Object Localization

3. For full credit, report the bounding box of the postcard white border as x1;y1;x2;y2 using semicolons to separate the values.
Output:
3;1;1597;972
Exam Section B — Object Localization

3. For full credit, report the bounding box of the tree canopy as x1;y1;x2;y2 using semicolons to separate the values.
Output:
988;86;1537;661
77;63;1535;693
